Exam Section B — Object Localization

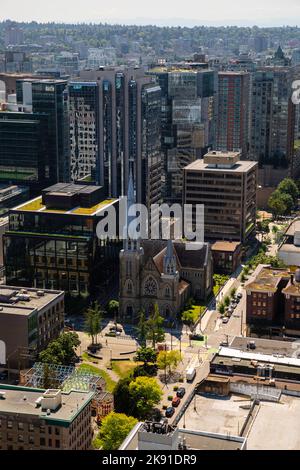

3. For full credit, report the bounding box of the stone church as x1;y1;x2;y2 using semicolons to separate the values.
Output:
119;238;213;323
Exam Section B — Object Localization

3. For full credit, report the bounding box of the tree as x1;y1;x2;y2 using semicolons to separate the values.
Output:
84;301;103;345
145;304;165;348
97;412;138;450
136;309;147;346
277;178;299;204
157;350;170;384
224;296;230;307
230;287;237;298
107;300;119;322
268;191;287;218
218;303;225;315
129;376;163;418
134;347;157;366
39;332;80;365
41;364;59;389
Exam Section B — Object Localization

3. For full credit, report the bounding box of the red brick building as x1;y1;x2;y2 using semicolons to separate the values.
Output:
211;241;242;274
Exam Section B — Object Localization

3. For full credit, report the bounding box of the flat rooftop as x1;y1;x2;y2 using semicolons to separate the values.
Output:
0;286;63;316
0;385;93;424
230;336;300;357
245;266;290;292
14;195;117;217
218;346;300;368
211;241;241;252
120;421;245;451
177;393;249;437
184;158;257;173
247;395;300;450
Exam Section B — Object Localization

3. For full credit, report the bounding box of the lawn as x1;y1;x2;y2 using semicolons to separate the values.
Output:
77;363;117;393
111;360;138;379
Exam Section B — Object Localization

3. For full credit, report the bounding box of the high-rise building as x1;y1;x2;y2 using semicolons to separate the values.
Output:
16;79;70;184
4;51;32;73
4;25;24;47
0;111;51;192
68;81;100;183
250;67;296;169
183;151;257;243
216;71;250;158
79;68;162;208
148;66;216;203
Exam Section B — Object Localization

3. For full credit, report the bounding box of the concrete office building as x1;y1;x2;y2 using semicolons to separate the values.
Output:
183;150;257;242
79;67;162;208
216;71;250;158
0;286;64;368
0;386;93;450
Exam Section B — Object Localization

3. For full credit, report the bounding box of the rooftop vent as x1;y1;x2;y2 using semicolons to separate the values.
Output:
37;290;45;297
0;391;6;399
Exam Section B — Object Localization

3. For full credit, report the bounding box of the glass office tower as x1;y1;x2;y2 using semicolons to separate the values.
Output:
16;79;70;184
69;81;100;183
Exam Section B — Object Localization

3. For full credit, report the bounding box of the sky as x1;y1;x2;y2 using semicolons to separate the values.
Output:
1;0;300;26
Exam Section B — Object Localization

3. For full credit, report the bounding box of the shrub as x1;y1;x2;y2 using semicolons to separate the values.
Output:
168;395;173;401
162;405;167;410
173;386;178;391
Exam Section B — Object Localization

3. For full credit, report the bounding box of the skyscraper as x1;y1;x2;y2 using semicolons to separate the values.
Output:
148;66;216;203
79;67;162;208
216;71;250;158
250;67;295;169
16;79;70;183
68;81;100;183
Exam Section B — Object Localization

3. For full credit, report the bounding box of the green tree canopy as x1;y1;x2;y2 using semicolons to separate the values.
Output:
277;178;299;203
39;332;80;365
97;412;138;450
84;301;103;345
134;347;157;365
128;376;162;418
145;304;165;348
268;190;290;217
107;300;119;319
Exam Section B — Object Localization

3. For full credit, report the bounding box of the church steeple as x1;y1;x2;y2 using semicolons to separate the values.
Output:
163;240;177;276
124;167;140;252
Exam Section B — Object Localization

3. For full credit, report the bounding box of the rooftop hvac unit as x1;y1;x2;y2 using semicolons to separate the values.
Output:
0;391;6;399
37;290;45;297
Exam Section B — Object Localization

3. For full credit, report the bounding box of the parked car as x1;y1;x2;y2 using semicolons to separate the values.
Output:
165;406;175;418
220;341;228;347
231;302;237;309
189;334;204;341
172;396;181;407
237;293;243;299
222;317;229;324
176;387;186;398
227;307;234;315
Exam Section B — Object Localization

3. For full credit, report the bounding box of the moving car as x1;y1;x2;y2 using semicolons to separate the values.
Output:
172;396;181;407
165;406;175;418
186;367;196;382
176;387;186;398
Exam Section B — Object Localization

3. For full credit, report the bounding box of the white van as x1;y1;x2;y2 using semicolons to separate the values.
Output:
186;367;196;382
